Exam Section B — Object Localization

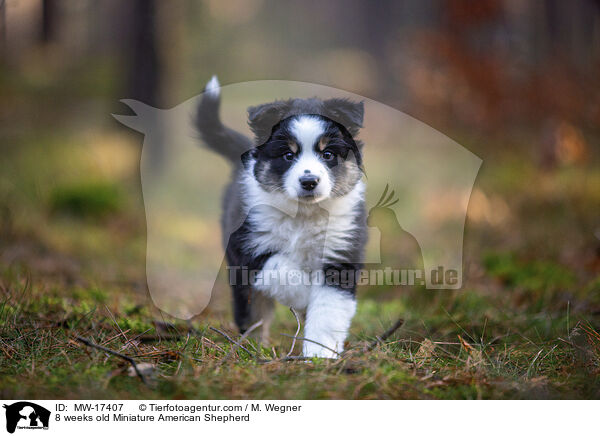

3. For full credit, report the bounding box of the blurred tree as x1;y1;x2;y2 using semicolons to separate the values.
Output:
0;0;5;59
40;0;57;43
127;0;161;107
125;0;164;168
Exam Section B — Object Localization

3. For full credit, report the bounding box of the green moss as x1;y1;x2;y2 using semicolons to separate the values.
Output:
50;181;121;219
483;252;576;292
117;318;154;334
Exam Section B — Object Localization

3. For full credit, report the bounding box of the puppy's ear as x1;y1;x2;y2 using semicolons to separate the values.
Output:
322;98;364;136
247;100;292;144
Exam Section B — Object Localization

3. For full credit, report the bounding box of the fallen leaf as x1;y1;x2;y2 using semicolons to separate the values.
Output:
416;339;436;359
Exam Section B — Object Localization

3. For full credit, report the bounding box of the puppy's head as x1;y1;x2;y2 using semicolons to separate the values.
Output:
243;98;364;203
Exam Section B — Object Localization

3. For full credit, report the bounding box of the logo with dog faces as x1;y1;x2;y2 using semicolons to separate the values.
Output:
114;80;482;319
2;402;50;433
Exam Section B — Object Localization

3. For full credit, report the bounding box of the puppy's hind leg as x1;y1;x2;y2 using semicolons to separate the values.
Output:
249;291;275;345
232;286;274;345
231;284;252;333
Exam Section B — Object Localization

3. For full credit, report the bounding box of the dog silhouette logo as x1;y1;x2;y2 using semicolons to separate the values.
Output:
3;402;50;433
113;80;482;319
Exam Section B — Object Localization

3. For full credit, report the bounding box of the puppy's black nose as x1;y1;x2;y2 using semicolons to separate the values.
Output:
299;174;320;191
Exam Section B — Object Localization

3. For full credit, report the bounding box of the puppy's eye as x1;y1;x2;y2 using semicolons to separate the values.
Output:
283;152;295;161
322;151;335;161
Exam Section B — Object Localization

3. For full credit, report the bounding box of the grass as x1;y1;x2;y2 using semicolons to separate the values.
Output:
0;258;598;399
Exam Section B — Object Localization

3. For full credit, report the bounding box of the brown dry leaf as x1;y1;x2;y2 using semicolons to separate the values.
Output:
416;339;436;359
458;335;486;369
457;335;474;352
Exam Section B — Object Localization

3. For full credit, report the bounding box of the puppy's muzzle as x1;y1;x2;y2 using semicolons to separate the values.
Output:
299;174;320;191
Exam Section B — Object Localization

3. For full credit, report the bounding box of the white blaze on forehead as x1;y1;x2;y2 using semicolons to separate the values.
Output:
284;116;333;201
290;116;325;150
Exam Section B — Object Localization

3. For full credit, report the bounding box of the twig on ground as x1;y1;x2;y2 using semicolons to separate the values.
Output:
136;334;184;343
526;348;544;378
280;355;312;361
286;307;302;358
104;305;139;352
280;333;341;357
126;328;154;347
219;320;263;363
259;355;310;364
101;329;132;346
180;331;191;352
209;326;254;357
366;318;405;351
558;337;599;363
74;335;148;385
201;336;225;353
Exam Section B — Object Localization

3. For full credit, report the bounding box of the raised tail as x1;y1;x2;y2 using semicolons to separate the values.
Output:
195;76;253;163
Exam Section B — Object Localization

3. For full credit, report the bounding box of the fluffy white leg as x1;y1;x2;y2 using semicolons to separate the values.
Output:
302;286;356;358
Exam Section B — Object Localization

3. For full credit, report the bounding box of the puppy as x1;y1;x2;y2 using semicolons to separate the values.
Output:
196;76;367;357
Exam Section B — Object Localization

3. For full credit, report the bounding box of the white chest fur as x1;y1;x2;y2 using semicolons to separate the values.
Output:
241;174;364;309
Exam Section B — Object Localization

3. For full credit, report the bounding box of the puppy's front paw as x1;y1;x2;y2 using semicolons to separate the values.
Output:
302;341;340;359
